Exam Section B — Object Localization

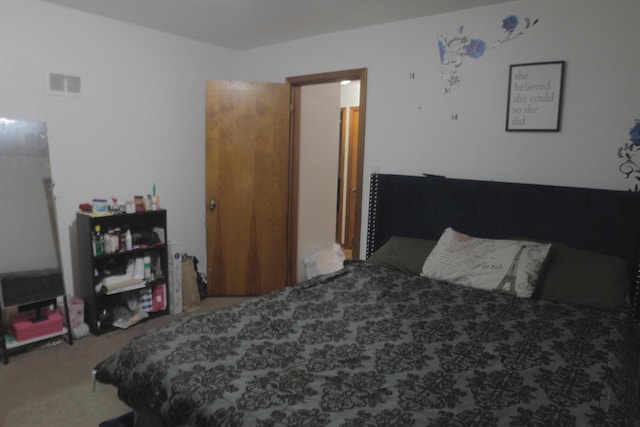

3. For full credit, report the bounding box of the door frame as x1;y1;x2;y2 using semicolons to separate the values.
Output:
285;68;368;285
344;106;360;251
336;107;347;244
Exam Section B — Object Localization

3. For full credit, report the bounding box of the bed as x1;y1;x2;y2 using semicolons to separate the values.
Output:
95;173;640;426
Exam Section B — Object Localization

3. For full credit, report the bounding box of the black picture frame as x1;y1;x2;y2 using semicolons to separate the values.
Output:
506;61;565;132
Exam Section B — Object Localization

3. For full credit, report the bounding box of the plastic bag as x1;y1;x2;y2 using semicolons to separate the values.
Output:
303;243;345;280
58;297;84;328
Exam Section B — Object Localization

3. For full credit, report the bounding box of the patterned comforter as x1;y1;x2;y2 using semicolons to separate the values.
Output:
95;262;640;426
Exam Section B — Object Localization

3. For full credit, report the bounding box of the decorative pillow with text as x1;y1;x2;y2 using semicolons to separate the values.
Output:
421;227;551;297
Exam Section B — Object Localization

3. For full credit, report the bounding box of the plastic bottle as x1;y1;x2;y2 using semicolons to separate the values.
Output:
152;183;158;210
143;255;152;280
104;229;113;254
93;225;104;256
125;228;133;251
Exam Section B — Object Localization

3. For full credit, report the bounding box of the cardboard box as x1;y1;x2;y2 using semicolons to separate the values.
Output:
10;309;63;342
167;241;182;314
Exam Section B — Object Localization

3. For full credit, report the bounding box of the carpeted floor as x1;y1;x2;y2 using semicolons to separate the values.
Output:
0;297;251;427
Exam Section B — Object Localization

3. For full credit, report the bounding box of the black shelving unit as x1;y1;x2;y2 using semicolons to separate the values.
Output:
76;210;169;335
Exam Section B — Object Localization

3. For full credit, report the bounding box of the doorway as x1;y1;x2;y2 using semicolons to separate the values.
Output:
204;69;367;295
337;101;360;260
287;69;367;284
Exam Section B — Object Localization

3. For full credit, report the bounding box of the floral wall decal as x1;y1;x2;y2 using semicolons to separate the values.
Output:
617;119;640;191
438;15;539;92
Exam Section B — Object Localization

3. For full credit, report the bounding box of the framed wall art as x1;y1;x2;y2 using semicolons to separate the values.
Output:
506;61;565;131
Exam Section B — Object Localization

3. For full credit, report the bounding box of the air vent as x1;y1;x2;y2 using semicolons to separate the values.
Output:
48;72;82;95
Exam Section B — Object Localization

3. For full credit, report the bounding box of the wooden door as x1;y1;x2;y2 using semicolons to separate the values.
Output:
344;107;360;250
205;81;290;296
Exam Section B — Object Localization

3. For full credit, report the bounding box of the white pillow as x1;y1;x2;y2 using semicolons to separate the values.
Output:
421;228;551;297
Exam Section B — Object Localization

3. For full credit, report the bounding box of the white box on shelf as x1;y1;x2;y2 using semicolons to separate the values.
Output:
167;241;182;314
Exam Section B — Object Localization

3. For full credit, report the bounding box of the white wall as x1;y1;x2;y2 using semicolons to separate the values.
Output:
297;83;341;282
237;0;640;258
340;82;360;109
0;0;238;295
2;0;639;296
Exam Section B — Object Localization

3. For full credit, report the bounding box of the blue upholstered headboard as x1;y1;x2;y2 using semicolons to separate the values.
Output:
366;173;640;319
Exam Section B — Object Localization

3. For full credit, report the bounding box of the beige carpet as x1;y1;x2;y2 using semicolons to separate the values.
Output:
0;297;251;427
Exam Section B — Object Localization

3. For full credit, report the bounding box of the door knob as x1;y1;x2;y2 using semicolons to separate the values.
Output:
208;200;217;211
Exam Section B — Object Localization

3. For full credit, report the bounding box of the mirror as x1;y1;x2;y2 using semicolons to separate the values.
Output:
0;117;64;308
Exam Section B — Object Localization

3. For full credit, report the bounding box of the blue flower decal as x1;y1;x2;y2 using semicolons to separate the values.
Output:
438;14;538;90
617;119;640;191
629;120;640;146
438;40;447;64
502;15;519;32
464;39;486;59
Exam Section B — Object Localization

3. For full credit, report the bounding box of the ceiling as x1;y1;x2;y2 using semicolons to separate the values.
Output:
39;0;513;51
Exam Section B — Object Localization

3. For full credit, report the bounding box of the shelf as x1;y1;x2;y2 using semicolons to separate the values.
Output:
92;243;166;260
96;310;167;335
76;210;169;335
77;209;166;219
102;280;147;295
95;277;166;296
5;327;69;350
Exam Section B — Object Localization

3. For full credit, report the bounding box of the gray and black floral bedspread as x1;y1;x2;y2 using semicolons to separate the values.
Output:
95;262;640;426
